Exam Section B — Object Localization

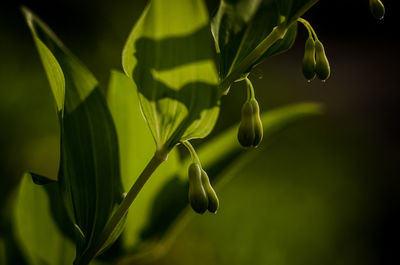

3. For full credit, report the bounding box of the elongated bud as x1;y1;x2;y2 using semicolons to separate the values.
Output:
188;163;208;214
250;98;263;147
369;0;385;20
302;37;316;81
200;169;219;213
315;40;330;81
238;101;255;147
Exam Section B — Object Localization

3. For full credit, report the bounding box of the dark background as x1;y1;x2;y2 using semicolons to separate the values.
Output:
1;1;399;264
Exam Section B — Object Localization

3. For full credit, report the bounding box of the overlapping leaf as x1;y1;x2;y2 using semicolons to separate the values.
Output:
22;7;124;258
122;0;220;152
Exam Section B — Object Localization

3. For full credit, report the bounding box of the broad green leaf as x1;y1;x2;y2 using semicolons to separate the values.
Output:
134;102;323;251
107;70;180;251
22;9;65;113
122;0;220;152
211;0;298;80
13;173;75;265
22;8;124;257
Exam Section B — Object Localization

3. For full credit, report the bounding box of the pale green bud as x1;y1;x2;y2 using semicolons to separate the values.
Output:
238;101;255;147
302;37;316;81
369;0;385;20
249;98;263;147
200;169;219;213
315;40;330;81
188;163;208;214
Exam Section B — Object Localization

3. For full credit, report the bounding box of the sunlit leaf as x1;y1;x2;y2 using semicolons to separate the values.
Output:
134;102;323;252
13;174;75;265
122;0;220;152
106;70;181;252
22;7;124;258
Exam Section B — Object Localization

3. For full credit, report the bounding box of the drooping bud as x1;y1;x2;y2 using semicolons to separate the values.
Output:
238;101;255;147
369;0;385;20
315;40;330;81
188;163;208;214
302;37;316;81
249;98;263;147
200;169;219;213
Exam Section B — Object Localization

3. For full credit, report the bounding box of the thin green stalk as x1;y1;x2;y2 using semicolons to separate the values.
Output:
245;77;255;100
219;23;288;94
74;150;167;265
297;17;318;41
182;140;201;165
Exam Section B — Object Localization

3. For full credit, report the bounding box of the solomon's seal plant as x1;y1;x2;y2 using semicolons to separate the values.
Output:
1;0;386;265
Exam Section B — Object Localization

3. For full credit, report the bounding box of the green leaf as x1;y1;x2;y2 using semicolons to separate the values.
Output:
211;0;299;80
0;188;28;265
13;173;75;265
22;8;124;257
122;0;220;152
106;70;181;252
134;102;323;251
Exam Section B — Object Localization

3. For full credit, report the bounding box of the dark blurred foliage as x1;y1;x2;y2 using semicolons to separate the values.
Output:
0;0;399;264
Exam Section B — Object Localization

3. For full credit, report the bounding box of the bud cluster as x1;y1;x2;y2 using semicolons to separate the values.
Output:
299;18;330;82
188;163;219;214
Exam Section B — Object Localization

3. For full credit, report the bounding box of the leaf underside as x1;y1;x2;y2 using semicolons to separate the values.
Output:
122;0;221;150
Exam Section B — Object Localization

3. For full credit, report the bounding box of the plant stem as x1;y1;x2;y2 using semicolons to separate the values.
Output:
297;18;318;41
245;77;255;100
219;23;288;94
182;141;201;165
74;150;167;265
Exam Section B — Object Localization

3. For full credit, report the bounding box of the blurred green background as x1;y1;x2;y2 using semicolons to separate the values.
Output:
0;1;398;264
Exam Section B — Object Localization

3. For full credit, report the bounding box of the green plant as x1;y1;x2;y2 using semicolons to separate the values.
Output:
0;0;385;264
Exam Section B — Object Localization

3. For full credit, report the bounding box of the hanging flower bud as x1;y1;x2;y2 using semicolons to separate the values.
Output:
200;169;219;213
369;0;385;20
238;97;263;148
188;163;208;214
302;37;316;81
315;40;330;81
250;98;263;147
238;100;255;147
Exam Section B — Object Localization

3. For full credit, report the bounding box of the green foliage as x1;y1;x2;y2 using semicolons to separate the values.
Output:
13;174;75;265
8;0;384;264
122;0;220;152
211;0;318;89
22;7;125;260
